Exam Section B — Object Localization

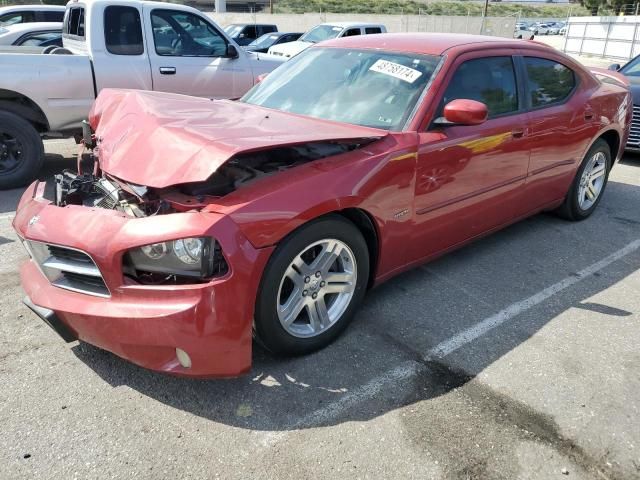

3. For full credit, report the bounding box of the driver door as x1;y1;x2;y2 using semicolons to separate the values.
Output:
143;6;253;98
408;54;531;262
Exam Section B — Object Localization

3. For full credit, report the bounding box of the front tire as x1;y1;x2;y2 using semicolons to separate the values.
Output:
556;139;611;221
254;215;369;356
0;111;44;190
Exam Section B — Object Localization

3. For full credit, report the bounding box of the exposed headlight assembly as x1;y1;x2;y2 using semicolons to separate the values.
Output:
125;237;228;283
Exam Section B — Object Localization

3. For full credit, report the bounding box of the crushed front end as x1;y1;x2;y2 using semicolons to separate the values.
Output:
13;173;274;377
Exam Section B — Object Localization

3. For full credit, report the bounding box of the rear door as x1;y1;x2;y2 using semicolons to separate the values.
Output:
518;54;598;210
409;53;531;262
143;6;253;98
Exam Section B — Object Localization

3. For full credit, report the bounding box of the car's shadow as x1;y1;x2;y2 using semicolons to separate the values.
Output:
69;179;640;434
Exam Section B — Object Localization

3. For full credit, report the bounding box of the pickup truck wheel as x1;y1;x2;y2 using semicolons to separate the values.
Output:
0;111;44;189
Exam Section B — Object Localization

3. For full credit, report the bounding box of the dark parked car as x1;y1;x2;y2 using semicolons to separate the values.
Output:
223;23;277;46
609;56;640;151
244;31;302;53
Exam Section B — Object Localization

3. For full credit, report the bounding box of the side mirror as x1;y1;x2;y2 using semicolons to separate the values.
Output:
437;99;488;126
608;63;621;71
256;72;269;83
225;44;239;59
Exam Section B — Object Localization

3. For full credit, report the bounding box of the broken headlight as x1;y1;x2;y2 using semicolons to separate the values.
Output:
124;237;228;283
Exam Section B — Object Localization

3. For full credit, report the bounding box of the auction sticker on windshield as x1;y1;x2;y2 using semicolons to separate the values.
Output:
369;59;422;83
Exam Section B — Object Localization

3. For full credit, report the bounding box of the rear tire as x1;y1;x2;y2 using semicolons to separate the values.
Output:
556;139;611;221
254;215;369;356
0;111;44;190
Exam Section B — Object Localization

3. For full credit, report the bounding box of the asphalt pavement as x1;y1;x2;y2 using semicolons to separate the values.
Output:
0;138;639;480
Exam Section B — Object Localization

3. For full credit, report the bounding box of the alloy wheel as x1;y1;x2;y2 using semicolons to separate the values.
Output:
277;239;357;338
578;151;607;211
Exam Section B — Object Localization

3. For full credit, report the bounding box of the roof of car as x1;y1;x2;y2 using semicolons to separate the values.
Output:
320;21;385;28
0;22;62;33
0;5;65;12
227;23;277;27
319;32;552;55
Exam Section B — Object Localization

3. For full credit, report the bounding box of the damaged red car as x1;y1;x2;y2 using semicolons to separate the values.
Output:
14;34;630;377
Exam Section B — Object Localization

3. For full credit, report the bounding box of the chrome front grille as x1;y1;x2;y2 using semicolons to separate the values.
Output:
628;105;640;148
24;240;110;298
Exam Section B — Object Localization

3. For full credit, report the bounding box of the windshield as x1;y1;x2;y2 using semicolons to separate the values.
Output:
242;47;441;130
224;24;243;37
300;25;343;43
621;57;640;77
249;33;279;48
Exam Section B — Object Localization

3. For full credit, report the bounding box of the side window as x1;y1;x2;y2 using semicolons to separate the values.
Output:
104;6;143;55
343;28;361;37
42;11;64;22
365;27;382;34
0;11;35;25
151;10;227;57
264;25;276;33
64;7;85;39
524;57;576;108
242;25;258;39
441;56;518;118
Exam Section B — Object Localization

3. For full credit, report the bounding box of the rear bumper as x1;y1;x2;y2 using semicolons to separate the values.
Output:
15;182;274;378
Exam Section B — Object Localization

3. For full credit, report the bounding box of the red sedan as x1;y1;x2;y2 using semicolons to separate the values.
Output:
14;34;630;377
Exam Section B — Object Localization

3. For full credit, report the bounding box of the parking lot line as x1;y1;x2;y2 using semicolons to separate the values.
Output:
426;238;640;359
284;238;640;431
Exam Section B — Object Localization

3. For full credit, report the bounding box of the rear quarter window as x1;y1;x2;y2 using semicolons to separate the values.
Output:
524;57;576;108
365;27;382;34
104;6;143;55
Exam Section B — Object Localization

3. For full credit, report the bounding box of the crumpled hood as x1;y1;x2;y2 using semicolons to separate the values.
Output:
89;89;386;189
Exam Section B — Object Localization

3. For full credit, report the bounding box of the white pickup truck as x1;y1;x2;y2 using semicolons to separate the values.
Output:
0;0;284;189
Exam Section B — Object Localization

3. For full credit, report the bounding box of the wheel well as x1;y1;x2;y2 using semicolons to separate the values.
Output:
337;208;379;289
599;130;620;163
0;89;49;132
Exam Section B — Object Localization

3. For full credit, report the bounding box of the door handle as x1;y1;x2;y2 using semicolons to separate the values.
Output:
511;128;525;138
159;67;176;75
584;110;594;120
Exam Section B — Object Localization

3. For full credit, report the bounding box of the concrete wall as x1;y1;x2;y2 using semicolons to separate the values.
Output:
207;13;517;37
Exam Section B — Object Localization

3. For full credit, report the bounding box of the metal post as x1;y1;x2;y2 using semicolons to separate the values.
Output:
603;19;613;58
481;0;489;34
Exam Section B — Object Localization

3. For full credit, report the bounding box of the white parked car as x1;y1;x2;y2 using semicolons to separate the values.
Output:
0;22;61;46
0;4;64;25
529;23;551;35
514;25;534;40
0;0;285;189
547;24;561;35
268;22;386;59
